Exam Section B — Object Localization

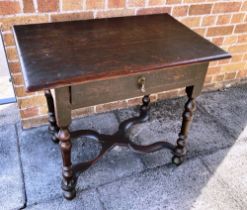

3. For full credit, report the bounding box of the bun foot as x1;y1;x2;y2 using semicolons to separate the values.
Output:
172;156;184;166
63;189;76;200
61;178;76;200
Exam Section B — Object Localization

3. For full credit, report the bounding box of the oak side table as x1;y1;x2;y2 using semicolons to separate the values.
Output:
13;14;230;200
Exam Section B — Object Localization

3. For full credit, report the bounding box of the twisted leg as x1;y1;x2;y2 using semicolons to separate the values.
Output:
119;95;151;133
45;90;59;143
140;95;150;119
58;127;76;200
172;86;196;165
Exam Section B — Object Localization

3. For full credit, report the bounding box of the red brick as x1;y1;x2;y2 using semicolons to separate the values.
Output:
18;95;46;109
137;7;171;15
157;89;179;100
243;54;247;61
96;9;135;18
228;44;247;53
23;0;35;13
1;15;49;31
148;0;166;6
231;54;243;63
202;16;216;26
224;72;236;80
235;23;247;33
166;0;181;4
241;1;247;11
212;37;224;46
221;63;246;72
194;28;206;37
85;0;105;9
223;36;238;45
213;2;241;14
128;0;145;7
236;70;247;79
216;15;231;25
20;107;39;118
209;61;218;67
127;95;157;106
8;62;21;74
2;33;15;46
108;0;125;8
0;1;20;15
51;12;94;22
72;106;95;118
37;0;59;12
231;13;245;23
238;34;247;43
218;59;230;65
205;75;212;84
22;116;48;129
15;86;34;97
207;26;234;37
213;74;224;82
6;47;18;61
12;73;24;86
184;0;205;3
62;0;82;11
189;4;212;15
96;100;127;113
39;105;48;115
181;17;201;28
172;6;188;17
207;66;221;75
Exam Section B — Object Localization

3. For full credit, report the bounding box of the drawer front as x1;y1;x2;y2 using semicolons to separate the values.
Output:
71;63;207;108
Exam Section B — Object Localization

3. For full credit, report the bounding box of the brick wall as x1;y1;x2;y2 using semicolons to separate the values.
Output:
0;0;246;128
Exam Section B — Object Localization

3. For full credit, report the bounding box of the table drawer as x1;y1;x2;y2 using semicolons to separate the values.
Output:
71;63;207;108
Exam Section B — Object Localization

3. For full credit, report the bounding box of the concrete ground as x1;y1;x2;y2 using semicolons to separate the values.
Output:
0;76;15;101
0;35;15;101
0;84;247;210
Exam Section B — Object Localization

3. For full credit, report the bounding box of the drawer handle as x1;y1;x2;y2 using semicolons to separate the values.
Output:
138;76;146;93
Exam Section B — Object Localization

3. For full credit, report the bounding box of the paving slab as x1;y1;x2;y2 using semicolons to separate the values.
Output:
18;124;61;205
0;103;19;126
70;112;144;191
201;141;247;207
25;189;103;210
19;112;144;206
0;124;25;210
115;97;235;169
98;158;242;210
197;84;247;138
71;112;119;135
76;146;144;191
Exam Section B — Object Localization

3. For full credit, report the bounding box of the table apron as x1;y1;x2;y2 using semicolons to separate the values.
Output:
70;63;208;109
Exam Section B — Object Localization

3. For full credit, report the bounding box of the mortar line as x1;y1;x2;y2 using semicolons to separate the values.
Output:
14;123;28;209
96;188;107;210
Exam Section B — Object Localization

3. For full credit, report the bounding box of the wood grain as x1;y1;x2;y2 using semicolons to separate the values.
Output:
13;14;230;92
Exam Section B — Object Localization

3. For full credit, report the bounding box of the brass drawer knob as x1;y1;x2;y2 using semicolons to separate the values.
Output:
138;76;146;93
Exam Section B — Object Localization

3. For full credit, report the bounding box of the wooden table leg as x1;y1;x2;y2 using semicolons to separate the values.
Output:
44;90;59;143
172;86;196;165
53;87;76;200
58;126;76;200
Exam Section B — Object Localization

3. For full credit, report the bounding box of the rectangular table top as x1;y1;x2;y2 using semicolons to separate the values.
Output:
13;14;230;92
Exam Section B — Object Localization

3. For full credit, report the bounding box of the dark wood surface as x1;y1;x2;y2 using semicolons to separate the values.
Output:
13;14;230;92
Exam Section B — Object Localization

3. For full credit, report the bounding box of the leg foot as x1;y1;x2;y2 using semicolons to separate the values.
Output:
172;154;185;166
45;90;59;143
58;127;76;200
140;95;150;119
172;86;196;166
61;177;76;200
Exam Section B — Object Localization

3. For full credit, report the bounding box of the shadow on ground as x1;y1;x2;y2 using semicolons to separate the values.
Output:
0;84;247;210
